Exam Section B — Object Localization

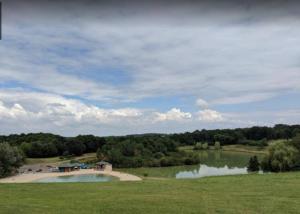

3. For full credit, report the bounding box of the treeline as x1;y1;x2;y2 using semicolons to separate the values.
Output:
0;124;299;160
171;124;300;146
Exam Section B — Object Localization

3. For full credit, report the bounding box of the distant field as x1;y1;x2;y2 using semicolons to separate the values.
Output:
26;153;97;165
1;172;300;214
221;145;268;154
179;143;274;155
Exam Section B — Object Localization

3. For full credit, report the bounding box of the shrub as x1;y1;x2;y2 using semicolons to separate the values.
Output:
247;156;260;172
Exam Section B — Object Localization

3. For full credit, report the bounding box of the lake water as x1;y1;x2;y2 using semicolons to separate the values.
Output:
34;174;118;183
177;150;262;178
123;150;263;178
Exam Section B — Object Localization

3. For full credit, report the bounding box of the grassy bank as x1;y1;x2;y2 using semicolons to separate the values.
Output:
1;172;300;214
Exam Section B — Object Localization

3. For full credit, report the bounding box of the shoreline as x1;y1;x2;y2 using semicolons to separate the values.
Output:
0;169;142;183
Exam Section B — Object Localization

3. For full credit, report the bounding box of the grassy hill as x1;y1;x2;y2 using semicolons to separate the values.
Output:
1;172;300;214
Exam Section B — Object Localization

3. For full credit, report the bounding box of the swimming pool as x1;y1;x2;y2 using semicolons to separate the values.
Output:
34;174;118;183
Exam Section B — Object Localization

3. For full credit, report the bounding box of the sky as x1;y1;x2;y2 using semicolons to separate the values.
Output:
0;0;300;136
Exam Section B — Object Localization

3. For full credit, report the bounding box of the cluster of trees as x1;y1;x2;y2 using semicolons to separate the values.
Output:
0;143;24;178
260;135;300;172
194;141;221;150
97;136;200;168
0;133;106;158
247;134;300;172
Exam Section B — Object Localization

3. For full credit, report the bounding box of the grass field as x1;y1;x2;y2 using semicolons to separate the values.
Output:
1;172;300;214
26;153;97;165
179;144;269;154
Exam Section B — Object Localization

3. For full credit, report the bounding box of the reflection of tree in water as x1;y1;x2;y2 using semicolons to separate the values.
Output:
214;150;221;160
197;150;262;168
200;150;208;159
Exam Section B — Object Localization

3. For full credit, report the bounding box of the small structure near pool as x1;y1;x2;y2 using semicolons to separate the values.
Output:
95;161;112;171
58;163;82;172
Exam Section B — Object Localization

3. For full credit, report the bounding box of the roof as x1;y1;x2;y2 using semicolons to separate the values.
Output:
96;161;111;165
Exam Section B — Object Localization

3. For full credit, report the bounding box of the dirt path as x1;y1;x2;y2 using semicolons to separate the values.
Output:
0;169;142;183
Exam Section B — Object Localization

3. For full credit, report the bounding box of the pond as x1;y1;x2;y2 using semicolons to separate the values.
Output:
34;174;118;183
122;150;263;179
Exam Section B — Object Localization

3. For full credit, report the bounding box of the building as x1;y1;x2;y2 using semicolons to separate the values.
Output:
95;161;112;171
58;163;82;172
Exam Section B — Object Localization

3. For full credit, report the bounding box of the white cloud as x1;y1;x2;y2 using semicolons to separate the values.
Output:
154;108;192;122
212;93;276;105
196;98;209;109
0;2;299;135
0;90;144;127
2;2;300;104
197;109;224;122
0;102;28;119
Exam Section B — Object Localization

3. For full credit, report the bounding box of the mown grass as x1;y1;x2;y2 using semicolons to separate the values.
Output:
1;172;300;214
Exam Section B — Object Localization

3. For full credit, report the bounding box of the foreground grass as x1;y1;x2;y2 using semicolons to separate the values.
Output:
1;172;300;214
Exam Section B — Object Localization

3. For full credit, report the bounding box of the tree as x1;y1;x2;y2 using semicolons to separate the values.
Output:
67;141;86;156
0;143;24;178
96;148;106;160
291;134;300;151
247;156;260;172
202;143;209;150
194;142;203;150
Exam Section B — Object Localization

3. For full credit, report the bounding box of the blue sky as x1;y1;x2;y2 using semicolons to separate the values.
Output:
0;0;300;136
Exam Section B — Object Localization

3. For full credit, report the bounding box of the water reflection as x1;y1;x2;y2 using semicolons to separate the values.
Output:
176;164;247;179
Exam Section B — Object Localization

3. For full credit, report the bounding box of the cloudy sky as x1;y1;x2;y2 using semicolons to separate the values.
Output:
0;0;300;136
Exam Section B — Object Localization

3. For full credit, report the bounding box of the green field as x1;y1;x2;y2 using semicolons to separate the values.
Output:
1;172;300;214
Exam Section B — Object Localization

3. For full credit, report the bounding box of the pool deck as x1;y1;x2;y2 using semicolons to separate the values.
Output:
0;169;142;183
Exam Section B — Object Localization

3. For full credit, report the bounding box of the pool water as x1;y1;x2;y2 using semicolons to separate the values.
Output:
34;174;118;183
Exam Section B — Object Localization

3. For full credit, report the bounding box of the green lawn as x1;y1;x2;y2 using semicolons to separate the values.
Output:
1;172;300;214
